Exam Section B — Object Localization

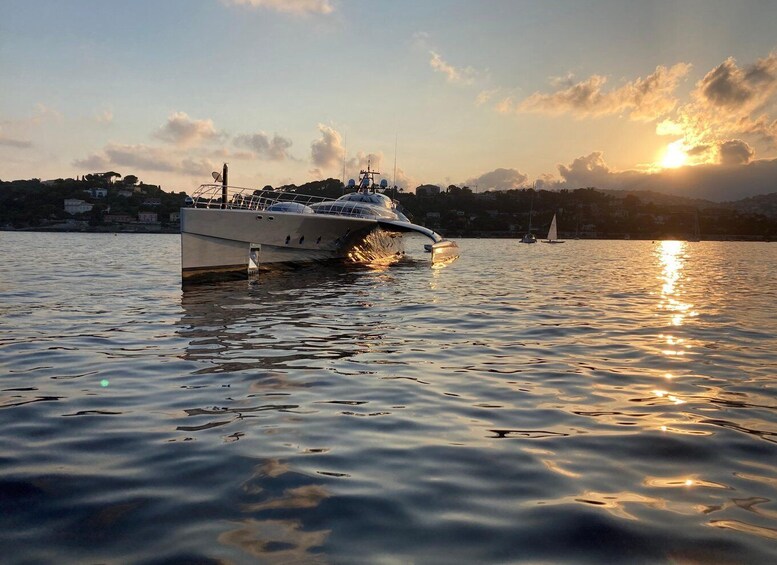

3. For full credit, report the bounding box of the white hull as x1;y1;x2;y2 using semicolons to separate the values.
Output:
181;207;405;281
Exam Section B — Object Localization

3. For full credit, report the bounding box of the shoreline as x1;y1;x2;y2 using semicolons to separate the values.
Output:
2;227;771;241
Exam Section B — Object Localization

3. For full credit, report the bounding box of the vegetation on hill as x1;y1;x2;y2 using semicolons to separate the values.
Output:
286;179;777;240
2;173;777;240
0;173;187;230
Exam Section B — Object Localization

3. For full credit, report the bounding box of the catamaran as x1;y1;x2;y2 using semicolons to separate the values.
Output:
180;164;459;282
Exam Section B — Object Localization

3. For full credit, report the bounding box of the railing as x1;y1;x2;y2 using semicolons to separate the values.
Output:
189;183;334;211
187;183;403;221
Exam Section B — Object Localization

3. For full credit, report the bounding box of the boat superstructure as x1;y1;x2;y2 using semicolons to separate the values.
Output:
181;163;459;282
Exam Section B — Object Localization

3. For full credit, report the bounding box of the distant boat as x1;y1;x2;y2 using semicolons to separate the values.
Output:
542;213;564;244
520;191;536;243
687;209;701;242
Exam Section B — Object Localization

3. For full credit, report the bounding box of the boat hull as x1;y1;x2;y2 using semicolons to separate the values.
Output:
181;207;403;282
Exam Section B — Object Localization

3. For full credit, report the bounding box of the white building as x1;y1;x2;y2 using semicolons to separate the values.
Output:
64;198;93;215
138;211;158;224
83;188;107;198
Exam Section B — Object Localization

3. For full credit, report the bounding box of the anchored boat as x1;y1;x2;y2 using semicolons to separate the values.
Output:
181;164;459;282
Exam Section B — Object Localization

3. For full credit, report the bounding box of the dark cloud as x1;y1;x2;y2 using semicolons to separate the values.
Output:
698;54;777;109
234;132;293;160
718;139;754;165
673;52;777;146
699;58;754;107
550;151;777;201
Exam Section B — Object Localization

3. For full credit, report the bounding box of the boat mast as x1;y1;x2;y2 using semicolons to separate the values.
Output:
392;134;398;199
221;163;228;209
342;134;347;193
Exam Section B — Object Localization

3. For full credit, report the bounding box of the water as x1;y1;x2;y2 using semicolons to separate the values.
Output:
1;232;776;564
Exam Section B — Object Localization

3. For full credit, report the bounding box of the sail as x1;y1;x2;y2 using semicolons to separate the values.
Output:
547;214;557;241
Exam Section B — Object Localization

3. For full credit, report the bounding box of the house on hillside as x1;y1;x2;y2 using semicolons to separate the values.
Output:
104;214;134;224
416;184;441;197
138;212;158;224
64;198;93;215
83;187;108;198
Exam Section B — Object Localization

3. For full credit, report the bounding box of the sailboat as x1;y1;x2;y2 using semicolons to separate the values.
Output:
520;191;537;243
542;213;564;244
687;209;701;242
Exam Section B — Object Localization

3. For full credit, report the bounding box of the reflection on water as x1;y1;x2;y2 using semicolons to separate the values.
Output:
1;234;776;563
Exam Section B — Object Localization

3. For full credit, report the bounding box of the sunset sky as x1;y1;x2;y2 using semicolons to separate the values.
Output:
2;0;777;200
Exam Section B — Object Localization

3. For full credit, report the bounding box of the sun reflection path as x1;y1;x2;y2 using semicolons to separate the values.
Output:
647;241;703;433
657;240;697;328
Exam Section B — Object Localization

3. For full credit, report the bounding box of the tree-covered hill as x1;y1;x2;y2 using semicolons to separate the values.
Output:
0;173;188;230
3;173;777;240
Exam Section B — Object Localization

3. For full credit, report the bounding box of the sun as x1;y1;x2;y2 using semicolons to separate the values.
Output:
661;141;688;169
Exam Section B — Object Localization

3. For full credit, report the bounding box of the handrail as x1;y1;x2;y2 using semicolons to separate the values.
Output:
187;183;398;219
189;183;334;211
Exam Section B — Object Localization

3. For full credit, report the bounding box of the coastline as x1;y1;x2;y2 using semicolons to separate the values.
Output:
1;226;771;241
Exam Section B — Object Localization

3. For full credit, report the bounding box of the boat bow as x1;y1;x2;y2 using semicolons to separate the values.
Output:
376;219;460;263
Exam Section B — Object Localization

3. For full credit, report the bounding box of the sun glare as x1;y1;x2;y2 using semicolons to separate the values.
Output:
661;141;688;169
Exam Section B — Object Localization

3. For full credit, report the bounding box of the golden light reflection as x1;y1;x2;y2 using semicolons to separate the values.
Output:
644;476;730;489
657;241;695;329
652;389;686;405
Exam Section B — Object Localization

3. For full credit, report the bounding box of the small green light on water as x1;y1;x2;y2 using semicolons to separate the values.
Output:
100;379;110;387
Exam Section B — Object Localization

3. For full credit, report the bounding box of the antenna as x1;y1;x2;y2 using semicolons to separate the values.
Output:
392;133;398;196
342;134;347;191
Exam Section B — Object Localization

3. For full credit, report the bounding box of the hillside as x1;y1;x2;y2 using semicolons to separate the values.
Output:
2;174;777;240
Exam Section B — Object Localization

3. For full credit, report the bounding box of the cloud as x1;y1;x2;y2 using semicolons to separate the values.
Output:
465;168;528;190
234;132;293;160
513;63;691;122
718;139;755;165
556;152;638;188
73;143;215;177
697;54;777;110
95;108;113;124
0;104;62;147
393;167;416;192
348;151;383;173
475;89;499;106
223;0;334;15
0;128;32;149
27;103;63;126
310;124;344;168
429;51;477;85
662;52;777;152
154;111;221;146
547;150;777;201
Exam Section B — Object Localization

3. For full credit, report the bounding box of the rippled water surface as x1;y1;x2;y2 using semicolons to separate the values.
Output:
1;232;776;564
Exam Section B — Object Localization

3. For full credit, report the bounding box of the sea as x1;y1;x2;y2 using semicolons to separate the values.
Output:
1;232;776;564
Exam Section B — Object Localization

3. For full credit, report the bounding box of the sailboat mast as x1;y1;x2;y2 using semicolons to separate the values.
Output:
342;134;347;193
392;133;398;198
